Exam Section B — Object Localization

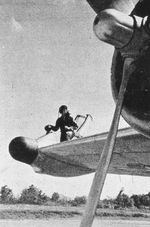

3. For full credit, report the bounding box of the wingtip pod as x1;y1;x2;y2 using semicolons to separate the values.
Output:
9;137;38;165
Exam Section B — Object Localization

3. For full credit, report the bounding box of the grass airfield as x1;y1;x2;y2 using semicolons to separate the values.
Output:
0;204;150;220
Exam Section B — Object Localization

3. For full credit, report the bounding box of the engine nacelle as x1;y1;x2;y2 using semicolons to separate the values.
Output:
111;48;150;138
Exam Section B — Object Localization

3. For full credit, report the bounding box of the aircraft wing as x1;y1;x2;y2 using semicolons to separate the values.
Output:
28;127;150;177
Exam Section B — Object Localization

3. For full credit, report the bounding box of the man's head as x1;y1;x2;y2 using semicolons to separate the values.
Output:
59;105;68;115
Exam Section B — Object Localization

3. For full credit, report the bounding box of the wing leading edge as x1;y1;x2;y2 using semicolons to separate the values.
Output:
29;127;150;177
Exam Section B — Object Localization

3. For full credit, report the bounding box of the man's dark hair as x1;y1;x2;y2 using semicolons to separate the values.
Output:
59;105;67;114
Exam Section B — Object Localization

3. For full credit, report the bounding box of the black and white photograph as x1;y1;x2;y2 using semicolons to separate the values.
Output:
1;0;150;226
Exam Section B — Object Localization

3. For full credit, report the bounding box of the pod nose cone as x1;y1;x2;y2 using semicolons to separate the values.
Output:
9;137;38;165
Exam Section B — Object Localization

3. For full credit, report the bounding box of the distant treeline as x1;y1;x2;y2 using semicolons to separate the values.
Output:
1;184;150;210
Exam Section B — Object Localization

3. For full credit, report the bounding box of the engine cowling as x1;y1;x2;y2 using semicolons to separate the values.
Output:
111;48;150;138
111;0;150;138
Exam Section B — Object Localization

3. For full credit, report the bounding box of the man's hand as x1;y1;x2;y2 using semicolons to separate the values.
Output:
45;125;53;134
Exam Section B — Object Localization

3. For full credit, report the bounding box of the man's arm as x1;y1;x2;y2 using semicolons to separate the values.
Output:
71;118;78;130
64;117;78;132
45;119;60;134
51;119;60;132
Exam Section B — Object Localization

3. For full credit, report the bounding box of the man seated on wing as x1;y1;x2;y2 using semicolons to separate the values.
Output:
45;105;78;142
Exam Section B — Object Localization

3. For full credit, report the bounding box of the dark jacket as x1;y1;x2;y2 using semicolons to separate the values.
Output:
51;113;78;142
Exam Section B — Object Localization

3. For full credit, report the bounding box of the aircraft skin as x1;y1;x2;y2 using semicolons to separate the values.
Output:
9;127;150;177
86;0;139;14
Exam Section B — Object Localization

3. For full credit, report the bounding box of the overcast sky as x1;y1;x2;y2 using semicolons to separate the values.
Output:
0;0;150;199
